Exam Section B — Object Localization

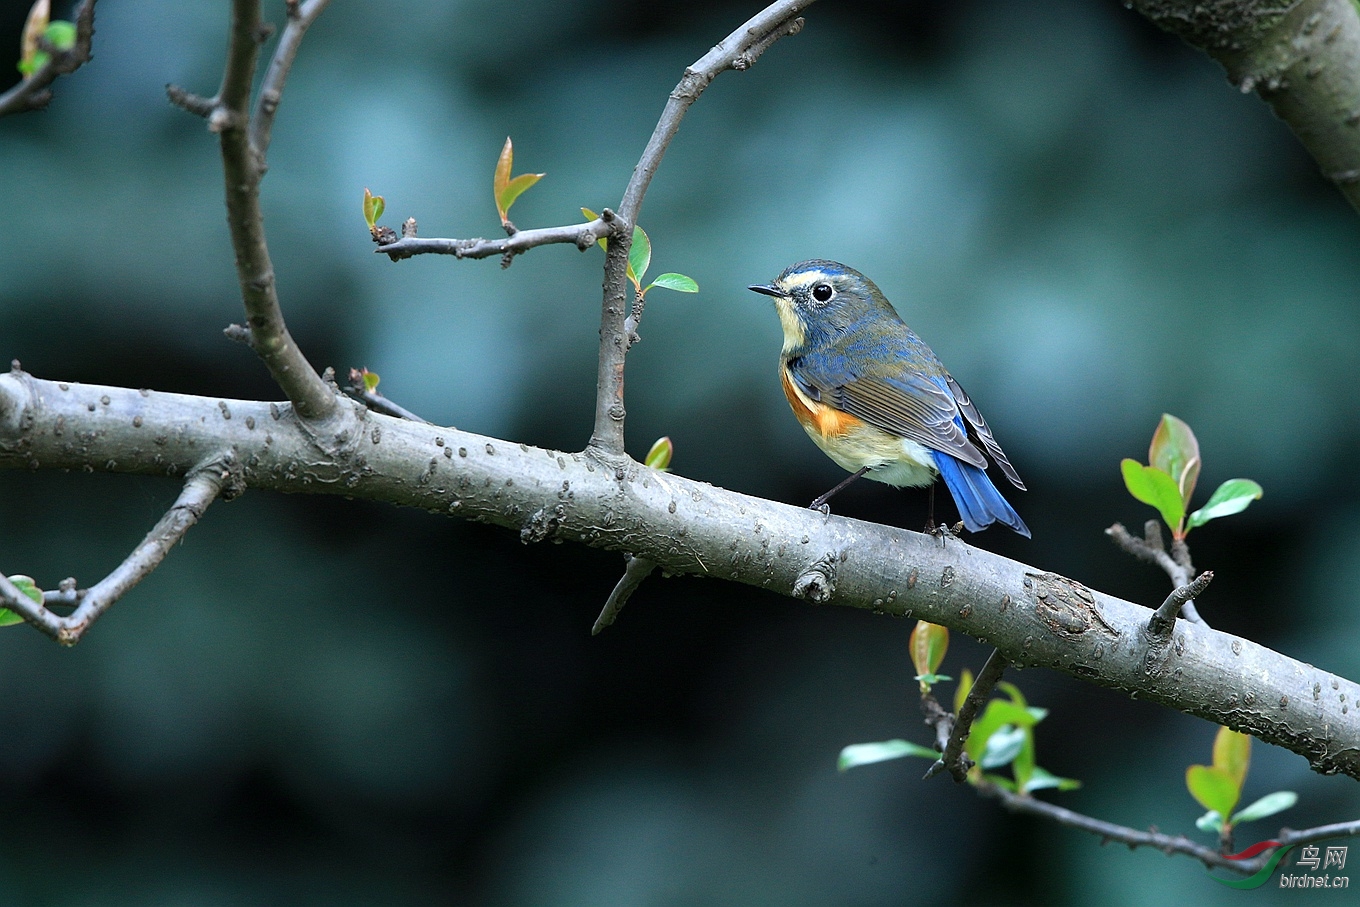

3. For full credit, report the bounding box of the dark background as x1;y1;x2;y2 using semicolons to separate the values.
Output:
2;1;1359;903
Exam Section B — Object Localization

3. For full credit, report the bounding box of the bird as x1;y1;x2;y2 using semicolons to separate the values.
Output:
748;259;1029;538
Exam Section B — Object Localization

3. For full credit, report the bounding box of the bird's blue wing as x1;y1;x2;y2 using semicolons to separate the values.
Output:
788;336;989;470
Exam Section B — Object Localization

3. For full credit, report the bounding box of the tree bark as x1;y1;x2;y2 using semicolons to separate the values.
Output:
4;366;1357;779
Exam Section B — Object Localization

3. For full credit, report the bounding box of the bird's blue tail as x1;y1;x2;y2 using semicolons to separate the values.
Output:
933;452;1030;538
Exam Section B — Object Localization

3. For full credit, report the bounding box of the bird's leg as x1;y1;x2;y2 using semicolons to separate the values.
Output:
925;483;936;532
810;466;869;514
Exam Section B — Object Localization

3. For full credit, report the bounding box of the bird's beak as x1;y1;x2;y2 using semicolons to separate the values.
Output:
748;283;786;298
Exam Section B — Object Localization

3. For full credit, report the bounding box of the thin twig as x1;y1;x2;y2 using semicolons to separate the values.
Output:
976;776;1360;875
590;0;815;456
375;219;610;262
0;0;98;118
929;648;1008;782
592;555;657;634
616;0;812;225
975;778;1244;872
345;369;430;423
1106;521;1206;626
1148;571;1213;638
251;0;332;158
0;462;230;644
166;0;337;423
919;692;953;756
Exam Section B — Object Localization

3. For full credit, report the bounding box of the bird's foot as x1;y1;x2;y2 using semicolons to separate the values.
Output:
930;521;965;545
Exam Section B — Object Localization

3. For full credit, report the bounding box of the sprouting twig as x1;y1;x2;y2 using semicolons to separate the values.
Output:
591;0;815;456
0;0;98;118
976;776;1360;875
376;218;611;262
0;462;231;644
345;369;430;423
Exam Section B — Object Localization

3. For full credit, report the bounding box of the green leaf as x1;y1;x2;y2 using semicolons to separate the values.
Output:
953;668;974;715
1212;726;1251;788
18;0;48;79
913;673;952;686
997;681;1028;709
1023;765;1082;793
361;369;380;392
497;172;543;220
1231;791;1297;825
965;700;1039;762
16;50;48;76
1187;479;1263;529
1010;726;1036;790
1196;809;1224;834
1121;458;1186;534
493;137;543;223
644;436;673;471
1149;414;1200;506
647;273;699;294
494;138;512;218
909;621;949;689
979;725;1028;770
981;774;1017;792
362;188;384;228
837;739;939;771
628;225;651;286
1186;764;1240;819
45;19;76;51
1;574;41;627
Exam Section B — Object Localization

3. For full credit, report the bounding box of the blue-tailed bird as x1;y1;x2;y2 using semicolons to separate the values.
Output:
749;259;1029;537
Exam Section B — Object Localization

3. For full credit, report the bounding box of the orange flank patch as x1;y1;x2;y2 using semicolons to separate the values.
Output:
781;367;863;439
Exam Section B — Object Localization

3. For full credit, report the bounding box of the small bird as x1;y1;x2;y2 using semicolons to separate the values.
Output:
749;259;1029;537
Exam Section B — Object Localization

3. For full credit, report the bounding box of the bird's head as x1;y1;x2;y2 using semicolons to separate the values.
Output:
748;259;892;353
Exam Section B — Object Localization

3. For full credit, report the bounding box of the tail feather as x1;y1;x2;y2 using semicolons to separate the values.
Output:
933;452;1030;538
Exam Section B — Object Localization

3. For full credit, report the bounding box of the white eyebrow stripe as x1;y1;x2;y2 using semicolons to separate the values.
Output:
778;269;832;292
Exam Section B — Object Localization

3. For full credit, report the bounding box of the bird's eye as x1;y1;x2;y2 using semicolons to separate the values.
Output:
811;283;834;303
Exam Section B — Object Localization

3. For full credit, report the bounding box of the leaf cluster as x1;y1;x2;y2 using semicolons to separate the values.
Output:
1121;415;1261;539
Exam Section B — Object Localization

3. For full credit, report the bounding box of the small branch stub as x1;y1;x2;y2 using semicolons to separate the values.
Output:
1148;570;1214;638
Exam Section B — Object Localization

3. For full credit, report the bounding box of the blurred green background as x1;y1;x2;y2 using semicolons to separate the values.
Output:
3;0;1360;903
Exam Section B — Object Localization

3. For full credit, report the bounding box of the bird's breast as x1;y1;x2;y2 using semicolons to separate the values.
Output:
780;363;938;488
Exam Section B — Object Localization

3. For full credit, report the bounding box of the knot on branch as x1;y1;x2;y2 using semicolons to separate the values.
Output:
1029;572;1119;640
521;503;566;544
793;550;844;603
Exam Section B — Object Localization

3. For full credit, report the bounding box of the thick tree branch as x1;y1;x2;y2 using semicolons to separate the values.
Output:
0;457;231;644
166;0;337;423
0;0;97;118
3;367;1359;779
1133;0;1360;213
